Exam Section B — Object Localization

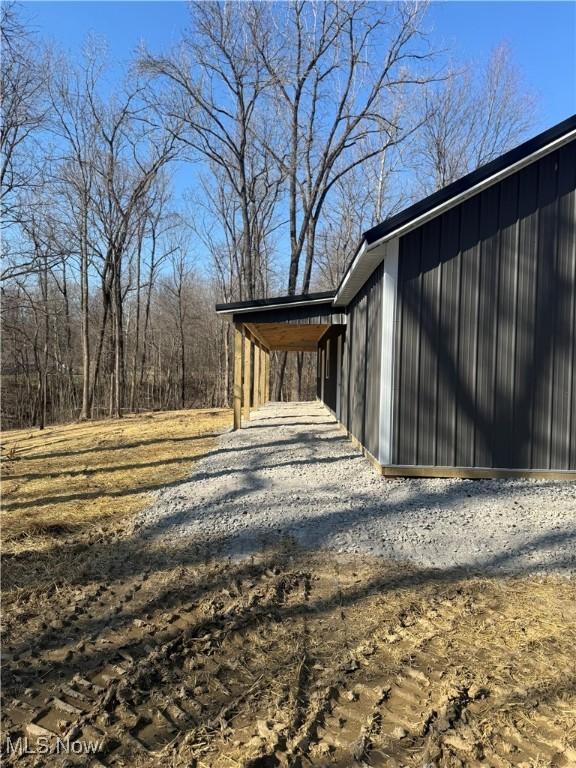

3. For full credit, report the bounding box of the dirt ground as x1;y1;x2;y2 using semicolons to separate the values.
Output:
2;412;576;768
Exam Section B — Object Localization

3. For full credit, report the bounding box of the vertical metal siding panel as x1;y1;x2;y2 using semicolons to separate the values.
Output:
417;218;441;465
343;321;349;427
435;208;461;466
474;185;500;467
374;268;384;457
392;259;404;465
349;299;359;436
392;136;575;472
493;174;519;467
564;142;576;471
325;336;332;409
396;230;422;464
348;302;356;434
344;309;352;430
349;302;361;436
365;268;383;457
330;333;338;410
531;153;559;468
340;331;346;423
551;142;576;469
351;295;367;442
317;347;321;399
362;287;370;448
513;162;539;468
319;326;344;413
455;198;481;467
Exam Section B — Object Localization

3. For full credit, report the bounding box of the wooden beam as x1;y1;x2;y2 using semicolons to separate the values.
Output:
243;332;251;422
253;341;260;409
233;323;243;430
244;322;328;351
244;323;268;349
267;344;319;352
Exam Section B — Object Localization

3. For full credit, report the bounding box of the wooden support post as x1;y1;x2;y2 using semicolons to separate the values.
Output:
233;323;243;430
260;347;266;405
243;332;251;422
264;350;270;403
253;341;260;409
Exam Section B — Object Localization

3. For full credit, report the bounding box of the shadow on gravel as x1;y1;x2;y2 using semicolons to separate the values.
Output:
4;485;575;679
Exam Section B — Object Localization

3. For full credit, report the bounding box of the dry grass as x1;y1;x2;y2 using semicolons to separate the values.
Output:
0;408;231;554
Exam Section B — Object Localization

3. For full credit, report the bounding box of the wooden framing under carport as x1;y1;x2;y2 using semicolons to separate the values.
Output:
232;323;274;430
218;292;346;430
245;322;330;352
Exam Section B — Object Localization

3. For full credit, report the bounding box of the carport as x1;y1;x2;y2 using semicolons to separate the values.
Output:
215;291;346;429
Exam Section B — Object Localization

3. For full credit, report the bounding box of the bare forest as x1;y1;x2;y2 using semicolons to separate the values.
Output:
1;1;535;429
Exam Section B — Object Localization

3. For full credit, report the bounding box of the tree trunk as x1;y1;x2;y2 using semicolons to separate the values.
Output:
39;251;49;429
113;254;124;418
129;234;142;413
90;268;112;413
80;205;91;420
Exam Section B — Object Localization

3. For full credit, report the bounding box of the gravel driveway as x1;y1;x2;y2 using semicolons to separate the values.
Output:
136;401;575;576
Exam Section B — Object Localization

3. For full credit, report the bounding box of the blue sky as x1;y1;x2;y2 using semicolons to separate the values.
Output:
19;1;576;279
24;1;575;129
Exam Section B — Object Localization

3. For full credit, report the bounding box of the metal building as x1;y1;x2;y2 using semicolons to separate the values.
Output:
217;115;576;480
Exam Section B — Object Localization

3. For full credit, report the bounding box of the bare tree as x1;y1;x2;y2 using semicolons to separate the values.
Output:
86;75;180;417
46;48;102;418
0;2;46;226
0;6;542;429
315;139;407;290
140;1;282;302
411;43;536;194
249;1;433;395
252;1;432;295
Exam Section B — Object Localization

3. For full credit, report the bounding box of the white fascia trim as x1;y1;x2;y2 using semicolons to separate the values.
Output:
378;239;399;466
335;128;576;307
333;241;366;306
216;297;335;315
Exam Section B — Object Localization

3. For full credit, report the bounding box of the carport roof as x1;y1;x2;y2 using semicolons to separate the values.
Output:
215;290;335;315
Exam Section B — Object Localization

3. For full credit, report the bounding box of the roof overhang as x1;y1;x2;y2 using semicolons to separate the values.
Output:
215;115;576;313
215;291;335;315
334;113;576;306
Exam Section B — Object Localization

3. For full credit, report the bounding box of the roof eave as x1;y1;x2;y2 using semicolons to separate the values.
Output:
215;292;336;316
334;114;576;306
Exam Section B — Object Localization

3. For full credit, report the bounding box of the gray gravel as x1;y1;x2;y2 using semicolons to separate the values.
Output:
135;401;576;576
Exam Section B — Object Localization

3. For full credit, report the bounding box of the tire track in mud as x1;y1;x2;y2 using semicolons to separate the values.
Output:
2;559;312;767
205;583;576;768
2;553;575;768
291;591;576;768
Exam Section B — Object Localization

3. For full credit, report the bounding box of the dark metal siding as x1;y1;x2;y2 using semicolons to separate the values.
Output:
233;306;346;325
317;326;344;413
365;273;383;456
394;139;576;470
336;264;383;458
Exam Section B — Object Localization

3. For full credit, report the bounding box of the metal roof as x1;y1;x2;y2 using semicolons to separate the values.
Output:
215;114;576;314
334;113;576;305
215;290;335;315
363;113;576;247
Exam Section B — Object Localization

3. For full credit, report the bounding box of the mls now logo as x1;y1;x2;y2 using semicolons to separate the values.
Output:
3;736;104;755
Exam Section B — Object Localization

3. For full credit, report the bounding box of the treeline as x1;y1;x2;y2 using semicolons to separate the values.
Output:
1;1;534;429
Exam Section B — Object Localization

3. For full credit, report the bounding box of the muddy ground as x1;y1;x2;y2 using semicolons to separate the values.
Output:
2;518;576;768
